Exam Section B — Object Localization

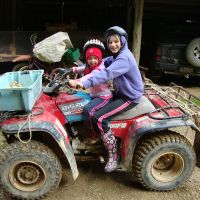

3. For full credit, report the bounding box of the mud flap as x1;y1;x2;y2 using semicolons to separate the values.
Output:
58;140;79;180
194;132;200;168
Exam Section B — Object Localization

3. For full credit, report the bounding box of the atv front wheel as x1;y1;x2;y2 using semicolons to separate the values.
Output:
0;141;62;199
132;131;195;191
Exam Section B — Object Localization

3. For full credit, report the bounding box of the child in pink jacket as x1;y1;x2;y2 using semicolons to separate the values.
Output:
71;39;113;141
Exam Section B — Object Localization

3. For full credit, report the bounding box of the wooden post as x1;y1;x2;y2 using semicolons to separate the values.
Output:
132;0;144;65
127;0;132;38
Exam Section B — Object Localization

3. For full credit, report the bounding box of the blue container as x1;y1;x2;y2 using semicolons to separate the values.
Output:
0;70;44;112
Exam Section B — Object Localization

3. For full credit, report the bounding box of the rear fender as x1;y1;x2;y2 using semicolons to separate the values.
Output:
1;118;79;180
12;54;32;62
122;117;200;171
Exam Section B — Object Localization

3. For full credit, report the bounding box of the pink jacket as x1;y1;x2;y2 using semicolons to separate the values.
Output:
73;62;113;99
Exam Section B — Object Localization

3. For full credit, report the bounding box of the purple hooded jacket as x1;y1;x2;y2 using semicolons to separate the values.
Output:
80;36;144;103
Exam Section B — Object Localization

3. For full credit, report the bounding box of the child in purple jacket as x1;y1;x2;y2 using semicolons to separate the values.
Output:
69;27;144;172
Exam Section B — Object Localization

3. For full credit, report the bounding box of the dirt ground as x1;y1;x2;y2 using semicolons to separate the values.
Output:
0;78;200;200
47;164;200;200
1;163;200;200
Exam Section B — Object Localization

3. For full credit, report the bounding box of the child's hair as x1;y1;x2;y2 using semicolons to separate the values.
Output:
108;34;120;41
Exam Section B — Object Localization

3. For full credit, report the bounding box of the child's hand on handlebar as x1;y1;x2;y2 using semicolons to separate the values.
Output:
68;79;84;89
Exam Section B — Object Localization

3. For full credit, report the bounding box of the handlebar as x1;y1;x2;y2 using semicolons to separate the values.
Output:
43;68;73;94
58;68;73;75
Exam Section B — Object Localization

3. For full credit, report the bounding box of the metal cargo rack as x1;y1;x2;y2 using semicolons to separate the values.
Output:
144;77;200;127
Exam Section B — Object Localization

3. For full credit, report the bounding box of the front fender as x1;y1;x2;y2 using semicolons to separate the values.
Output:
1;119;79;180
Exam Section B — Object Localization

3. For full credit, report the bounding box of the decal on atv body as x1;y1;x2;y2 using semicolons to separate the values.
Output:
57;91;91;122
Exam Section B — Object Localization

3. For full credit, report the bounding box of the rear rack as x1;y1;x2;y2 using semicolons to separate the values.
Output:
147;106;188;121
144;77;200;127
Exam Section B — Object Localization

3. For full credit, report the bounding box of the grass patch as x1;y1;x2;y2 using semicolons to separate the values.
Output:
179;96;200;108
191;97;200;106
0;131;7;150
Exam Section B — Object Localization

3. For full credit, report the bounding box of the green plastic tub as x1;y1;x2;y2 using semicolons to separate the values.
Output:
64;48;80;63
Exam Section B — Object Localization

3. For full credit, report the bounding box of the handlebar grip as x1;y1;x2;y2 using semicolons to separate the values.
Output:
76;85;85;90
76;85;81;89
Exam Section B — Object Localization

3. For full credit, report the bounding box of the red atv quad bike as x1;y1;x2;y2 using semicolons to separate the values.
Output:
0;69;199;200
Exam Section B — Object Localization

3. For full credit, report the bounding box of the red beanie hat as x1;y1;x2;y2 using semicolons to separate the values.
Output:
85;47;102;63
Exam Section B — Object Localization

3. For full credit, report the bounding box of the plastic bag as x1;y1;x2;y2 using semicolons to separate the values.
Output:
33;32;73;63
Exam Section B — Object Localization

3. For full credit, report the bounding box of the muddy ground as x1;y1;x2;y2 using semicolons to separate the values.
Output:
47;164;200;200
0;76;200;200
1;162;200;200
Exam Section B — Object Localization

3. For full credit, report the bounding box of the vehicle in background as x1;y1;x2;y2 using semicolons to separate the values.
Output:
140;17;200;81
151;38;200;79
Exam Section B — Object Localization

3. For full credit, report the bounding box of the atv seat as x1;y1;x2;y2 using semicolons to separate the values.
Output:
112;96;155;120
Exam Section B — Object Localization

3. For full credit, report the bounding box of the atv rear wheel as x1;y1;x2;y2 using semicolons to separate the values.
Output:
132;131;195;191
19;65;32;71
0;141;62;200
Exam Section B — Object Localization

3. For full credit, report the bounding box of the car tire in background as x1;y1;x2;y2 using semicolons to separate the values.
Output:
185;37;200;67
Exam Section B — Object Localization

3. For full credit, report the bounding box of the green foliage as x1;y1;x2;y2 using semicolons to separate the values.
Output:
191;97;200;106
0;131;7;150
